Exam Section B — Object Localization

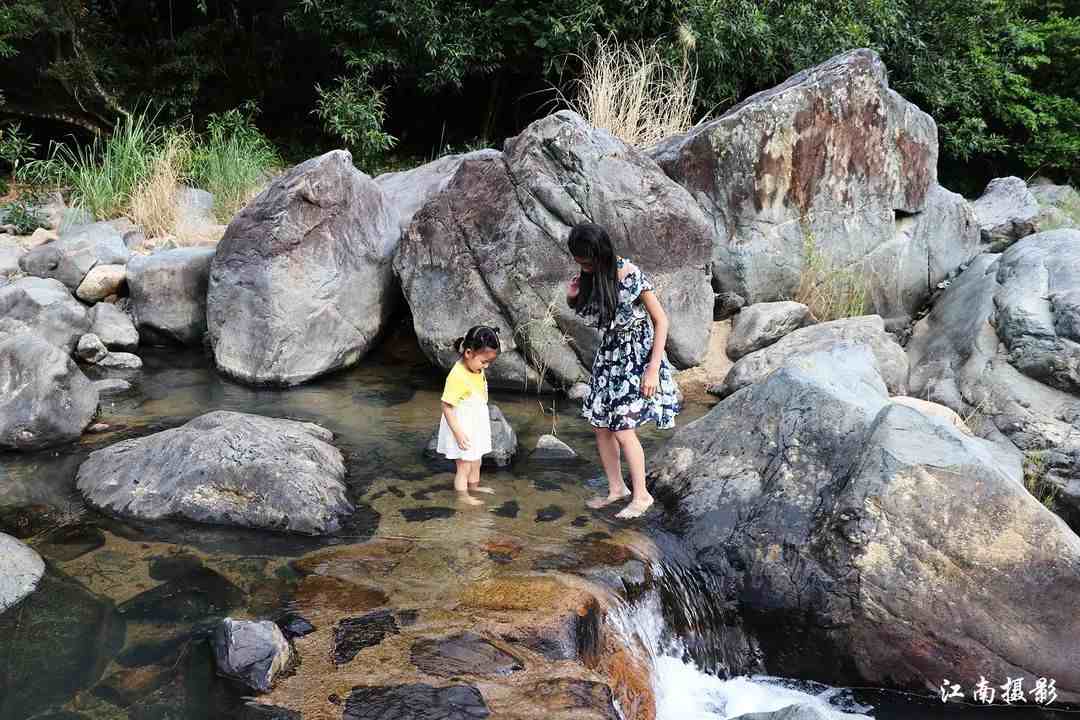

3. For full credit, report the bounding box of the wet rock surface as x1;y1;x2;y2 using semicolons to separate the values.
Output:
343;683;490;720
334;609;401;665
410;632;524;678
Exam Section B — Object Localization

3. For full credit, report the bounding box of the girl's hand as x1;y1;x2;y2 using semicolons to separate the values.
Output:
455;433;472;451
567;274;580;299
642;365;660;398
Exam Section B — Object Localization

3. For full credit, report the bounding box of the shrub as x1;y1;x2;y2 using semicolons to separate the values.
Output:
793;228;869;321
314;74;397;169
1023;451;1059;512
1;189;46;234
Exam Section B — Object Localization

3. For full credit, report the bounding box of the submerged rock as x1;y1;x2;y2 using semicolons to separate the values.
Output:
650;49;961;317
343;683;490;720
0;276;90;352
0;332;99;451
213;617;293;693
711;315;907;398
208;149;399;385
652;344;1080;700
409;632;524;678
127;247;215;346
0;532;45;613
76;410;353;535
117;564;244;623
395;111;714;389
732;704;870;720
333;610;400;665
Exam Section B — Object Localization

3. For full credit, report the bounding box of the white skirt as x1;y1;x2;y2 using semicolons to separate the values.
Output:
437;396;493;462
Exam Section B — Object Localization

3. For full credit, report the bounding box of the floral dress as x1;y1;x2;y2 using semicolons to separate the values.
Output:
579;259;681;431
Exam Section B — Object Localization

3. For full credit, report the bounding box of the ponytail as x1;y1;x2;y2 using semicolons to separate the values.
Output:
455;325;501;355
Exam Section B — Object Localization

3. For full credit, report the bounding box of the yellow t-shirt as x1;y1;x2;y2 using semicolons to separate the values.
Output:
441;361;488;406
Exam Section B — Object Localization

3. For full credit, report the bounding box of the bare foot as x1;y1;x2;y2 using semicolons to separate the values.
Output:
469;485;496;495
457;492;485;507
614;495;654;519
586;489;631;509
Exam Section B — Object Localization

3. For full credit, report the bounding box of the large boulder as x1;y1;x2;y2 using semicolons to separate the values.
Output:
76;410;354;534
0;276;90;352
18;221;130;290
127;247;215;346
726;301;813;360
376;149;501;234
89;303;139;351
213;617;293;693
711;315;908;398
650;49;974;318
971;176;1041;251
0;332;99;451
907;229;1080;462
207;150;399;385
0;533;45;613
395;111;714;389
651;345;1080;700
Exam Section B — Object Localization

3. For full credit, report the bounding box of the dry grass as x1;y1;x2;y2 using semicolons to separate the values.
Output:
565;34;698;148
128;132;189;238
793;228;869;321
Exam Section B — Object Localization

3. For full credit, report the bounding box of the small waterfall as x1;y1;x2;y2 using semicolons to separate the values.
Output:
608;561;874;720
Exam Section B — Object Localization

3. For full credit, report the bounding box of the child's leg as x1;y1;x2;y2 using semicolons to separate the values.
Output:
586;427;631;508
613;429;653;518
454;460;484;506
466;461;495;494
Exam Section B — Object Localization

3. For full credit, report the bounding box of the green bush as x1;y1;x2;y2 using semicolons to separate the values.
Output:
2;189;46;234
314;74;397;170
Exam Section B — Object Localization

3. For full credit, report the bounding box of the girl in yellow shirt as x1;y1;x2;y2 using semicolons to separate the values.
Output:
438;325;501;505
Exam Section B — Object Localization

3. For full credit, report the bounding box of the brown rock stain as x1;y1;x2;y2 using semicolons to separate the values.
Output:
897;130;932;209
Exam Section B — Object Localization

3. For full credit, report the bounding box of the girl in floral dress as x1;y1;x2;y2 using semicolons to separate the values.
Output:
566;222;681;519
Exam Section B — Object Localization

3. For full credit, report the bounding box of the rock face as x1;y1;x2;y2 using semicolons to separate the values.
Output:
207;149;399;385
376;149;501;234
0;333;99;451
650;49;973;317
651;345;1080;701
89;303;139;351
127;247;215;346
971;176;1040;250
726;301;813;360
395;111;714;389
424;404;518;468
75;263;126;302
76;334;108;363
908;229;1080;457
0;533;45;613
1030;182;1080;231
19;221;130;290
711;315;907;398
76;410;354;534
0;277;90;352
213;617;293;693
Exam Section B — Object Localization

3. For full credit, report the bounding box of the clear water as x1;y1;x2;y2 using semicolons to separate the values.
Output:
1;333;1075;719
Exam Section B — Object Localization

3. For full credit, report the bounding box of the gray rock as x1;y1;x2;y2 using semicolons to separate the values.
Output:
651;49;939;316
727;301;813;360
96;351;142;370
424;403;518;468
376;149;501;234
395;111;714;391
0;244;24;277
531;434;577;460
208;150;399;385
409;632;523;678
908;229;1080;463
652;345;1080;701
213;617;293;693
972;176;1041;250
0;332;99;451
567;382;590;401
18;221;129;290
712;315;907;398
714;291;746;321
732;704;870;720
76;410;354;534
127;247;215;345
75;263;126;302
0;276;91;352
0;533;45;613
1030;182;1080;232
89;303;139;351
176;186;216;224
93;378;132;396
344;684;490;720
76;333;108;363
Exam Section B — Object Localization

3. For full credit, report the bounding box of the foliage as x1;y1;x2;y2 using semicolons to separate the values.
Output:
794;227;869;322
1;189;47;234
314;74;397;168
0;122;38;177
1023;451;1059;511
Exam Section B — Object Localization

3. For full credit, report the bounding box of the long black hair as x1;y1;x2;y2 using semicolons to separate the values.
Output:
453;325;501;355
568;222;618;328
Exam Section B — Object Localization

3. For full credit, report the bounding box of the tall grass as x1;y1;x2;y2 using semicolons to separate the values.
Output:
129;131;190;238
565;34;698;148
794;228;870;321
188;106;280;221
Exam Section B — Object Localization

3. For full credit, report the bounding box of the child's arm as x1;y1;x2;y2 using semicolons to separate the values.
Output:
566;273;580;309
640;290;670;398
441;401;472;450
